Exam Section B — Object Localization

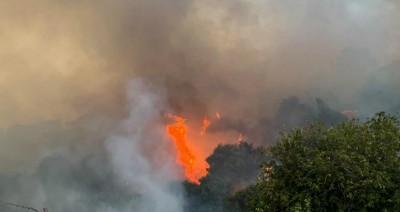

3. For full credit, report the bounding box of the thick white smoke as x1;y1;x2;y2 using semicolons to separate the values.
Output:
105;78;183;212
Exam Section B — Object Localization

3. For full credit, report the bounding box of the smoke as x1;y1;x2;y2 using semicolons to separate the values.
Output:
1;0;400;210
0;0;399;128
105;79;183;212
0;79;184;211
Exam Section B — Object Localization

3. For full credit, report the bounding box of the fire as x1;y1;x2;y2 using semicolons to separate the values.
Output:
200;118;211;135
216;112;221;119
264;166;273;177
237;133;244;143
166;115;208;184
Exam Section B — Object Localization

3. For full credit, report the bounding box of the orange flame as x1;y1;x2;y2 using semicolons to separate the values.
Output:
200;118;211;135
166;115;207;184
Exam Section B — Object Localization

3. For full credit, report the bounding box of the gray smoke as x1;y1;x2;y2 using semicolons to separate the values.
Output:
1;0;399;127
0;0;399;211
105;79;183;212
0;79;184;211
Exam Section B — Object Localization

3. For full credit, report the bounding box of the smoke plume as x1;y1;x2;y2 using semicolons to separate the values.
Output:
0;79;184;211
1;0;399;128
0;0;399;211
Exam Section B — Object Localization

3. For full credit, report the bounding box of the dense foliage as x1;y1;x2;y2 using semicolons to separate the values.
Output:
232;112;400;211
184;142;269;212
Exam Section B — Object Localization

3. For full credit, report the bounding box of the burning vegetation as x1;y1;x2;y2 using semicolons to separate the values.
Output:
166;114;208;184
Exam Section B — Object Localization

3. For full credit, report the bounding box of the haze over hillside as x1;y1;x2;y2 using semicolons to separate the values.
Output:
0;0;399;211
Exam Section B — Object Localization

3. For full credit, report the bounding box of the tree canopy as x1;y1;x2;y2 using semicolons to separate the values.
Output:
232;112;400;211
184;142;269;212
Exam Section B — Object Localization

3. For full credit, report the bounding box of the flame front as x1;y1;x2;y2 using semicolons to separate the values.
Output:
166;115;207;184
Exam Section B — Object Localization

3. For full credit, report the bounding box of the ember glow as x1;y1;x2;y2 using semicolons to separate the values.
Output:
216;112;221;119
166;115;208;184
341;109;359;118
237;133;244;143
200;118;211;135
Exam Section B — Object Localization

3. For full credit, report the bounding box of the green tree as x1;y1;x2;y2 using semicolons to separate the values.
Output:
232;112;400;211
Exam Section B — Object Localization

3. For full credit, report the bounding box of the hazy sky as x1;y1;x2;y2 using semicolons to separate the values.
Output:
0;1;399;210
0;0;399;128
